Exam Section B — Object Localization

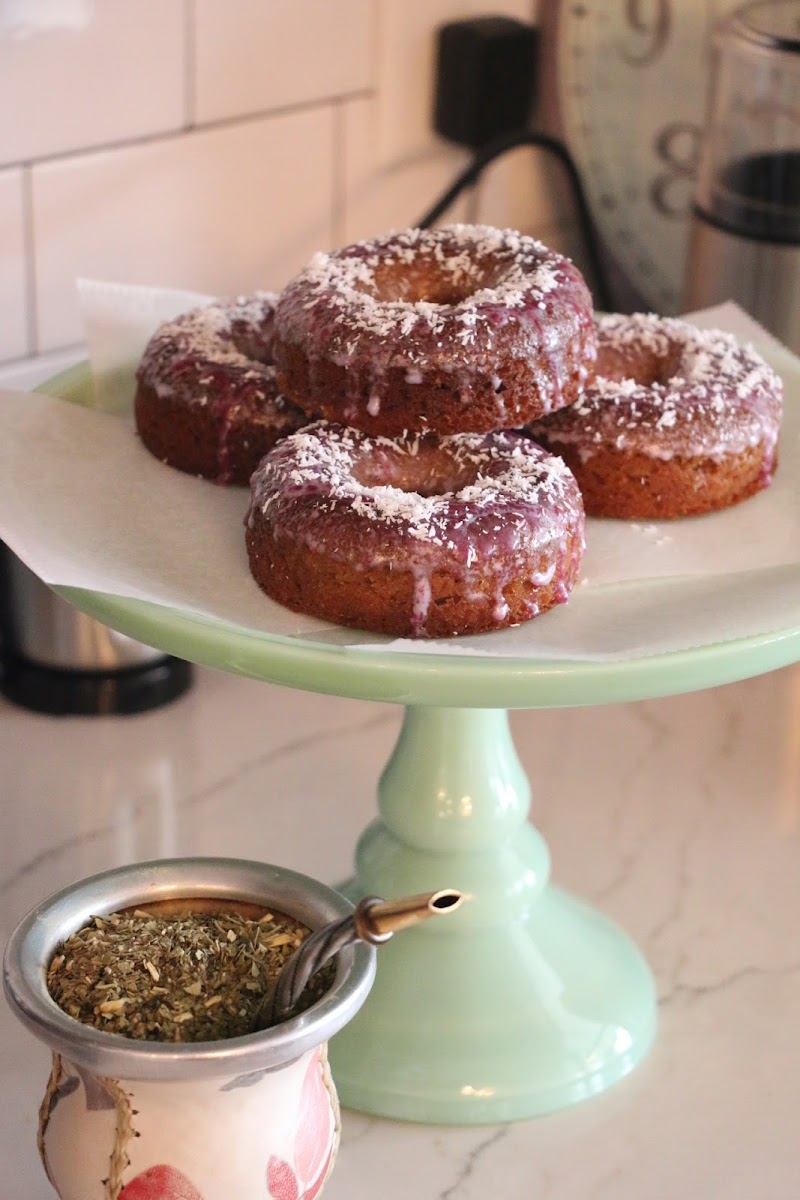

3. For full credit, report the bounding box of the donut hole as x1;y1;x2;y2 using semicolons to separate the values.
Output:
367;255;500;307
352;444;480;497
228;319;274;365
598;344;684;387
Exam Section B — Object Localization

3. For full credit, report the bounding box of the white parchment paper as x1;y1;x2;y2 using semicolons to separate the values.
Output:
0;285;797;661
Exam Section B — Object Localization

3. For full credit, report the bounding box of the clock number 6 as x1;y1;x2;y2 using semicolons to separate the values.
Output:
621;0;671;65
650;122;701;219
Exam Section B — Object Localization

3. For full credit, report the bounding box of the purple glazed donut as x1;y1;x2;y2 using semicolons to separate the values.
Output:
271;225;597;437
527;312;783;519
245;422;586;638
135;293;309;485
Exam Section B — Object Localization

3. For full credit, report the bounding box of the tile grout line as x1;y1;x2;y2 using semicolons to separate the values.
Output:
331;100;346;248
369;0;382;90
0;89;375;175
20;164;38;356
332;0;379;248
183;0;196;130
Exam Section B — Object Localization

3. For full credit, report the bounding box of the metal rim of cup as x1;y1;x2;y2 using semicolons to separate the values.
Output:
2;857;376;1081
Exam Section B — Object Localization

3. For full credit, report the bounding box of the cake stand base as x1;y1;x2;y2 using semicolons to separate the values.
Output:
22;358;800;1128
328;705;656;1123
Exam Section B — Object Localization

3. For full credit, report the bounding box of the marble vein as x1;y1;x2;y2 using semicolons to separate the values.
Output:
438;1126;508;1200
0;708;395;905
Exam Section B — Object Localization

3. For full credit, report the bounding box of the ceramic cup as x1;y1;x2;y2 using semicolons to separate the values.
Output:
3;857;376;1200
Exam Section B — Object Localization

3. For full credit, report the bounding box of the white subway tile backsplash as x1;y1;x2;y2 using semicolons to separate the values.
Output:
472;142;569;235
0;0;567;366
193;0;373;125
340;96;472;245
32;109;336;352
0;169;28;360
0;1;186;167
339;93;570;254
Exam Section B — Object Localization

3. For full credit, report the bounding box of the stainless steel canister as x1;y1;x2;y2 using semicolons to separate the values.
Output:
0;544;192;715
684;0;800;351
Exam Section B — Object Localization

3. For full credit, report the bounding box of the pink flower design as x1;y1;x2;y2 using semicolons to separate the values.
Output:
267;1157;299;1200
267;1049;335;1200
118;1164;204;1199
294;1050;335;1200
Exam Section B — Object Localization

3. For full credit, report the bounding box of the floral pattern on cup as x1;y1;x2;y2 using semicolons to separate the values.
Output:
267;1049;336;1200
118;1164;204;1199
4;860;375;1200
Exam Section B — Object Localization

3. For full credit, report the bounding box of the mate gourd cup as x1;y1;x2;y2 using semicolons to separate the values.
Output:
3;857;376;1200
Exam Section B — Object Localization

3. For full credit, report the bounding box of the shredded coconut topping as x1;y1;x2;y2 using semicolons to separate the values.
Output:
246;418;589;636
136;292;308;483
528;312;783;462
136;292;304;424
270;224;597;431
249;422;584;553
139;292;280;377
278;225;565;343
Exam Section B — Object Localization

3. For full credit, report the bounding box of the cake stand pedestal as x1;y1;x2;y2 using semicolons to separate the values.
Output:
53;582;800;1124
11;359;796;1122
332;705;654;1122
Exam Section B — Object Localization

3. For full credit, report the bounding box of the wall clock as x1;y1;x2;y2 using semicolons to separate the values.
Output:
540;1;745;315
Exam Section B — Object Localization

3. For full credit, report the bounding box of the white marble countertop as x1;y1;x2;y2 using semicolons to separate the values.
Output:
2;661;800;1197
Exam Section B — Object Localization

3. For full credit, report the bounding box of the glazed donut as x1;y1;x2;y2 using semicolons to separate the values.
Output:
527;313;783;519
271;224;597;437
245;423;585;639
135;294;309;485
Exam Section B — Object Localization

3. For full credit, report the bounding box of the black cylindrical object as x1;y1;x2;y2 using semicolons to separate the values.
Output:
0;544;192;716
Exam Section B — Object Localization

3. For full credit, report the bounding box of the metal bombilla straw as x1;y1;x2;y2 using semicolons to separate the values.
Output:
254;889;464;1030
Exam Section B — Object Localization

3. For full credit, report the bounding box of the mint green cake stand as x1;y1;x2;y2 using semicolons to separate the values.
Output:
48;587;800;1125
34;365;800;1123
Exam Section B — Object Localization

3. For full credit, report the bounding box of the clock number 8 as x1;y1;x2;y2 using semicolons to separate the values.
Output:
650;122;701;219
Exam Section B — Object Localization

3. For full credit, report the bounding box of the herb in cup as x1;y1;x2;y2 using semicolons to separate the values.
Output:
46;900;333;1042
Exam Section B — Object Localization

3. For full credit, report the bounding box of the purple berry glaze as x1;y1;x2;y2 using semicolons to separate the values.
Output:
136;293;307;484
528;313;783;470
247;423;586;637
271;225;597;434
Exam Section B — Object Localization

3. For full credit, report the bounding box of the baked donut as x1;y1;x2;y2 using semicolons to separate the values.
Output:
271;224;597;438
135;294;309;485
245;423;585;638
527;313;783;519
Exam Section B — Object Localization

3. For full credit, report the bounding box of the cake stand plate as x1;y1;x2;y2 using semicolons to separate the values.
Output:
9;365;800;1122
49;597;800;1126
50;583;800;1122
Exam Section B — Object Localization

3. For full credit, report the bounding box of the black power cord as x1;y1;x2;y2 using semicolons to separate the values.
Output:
415;130;613;313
